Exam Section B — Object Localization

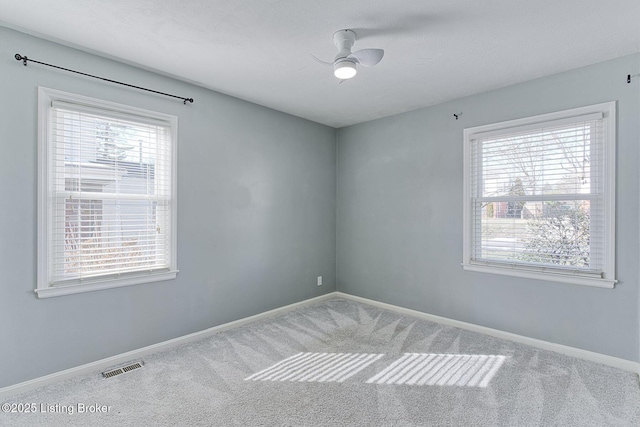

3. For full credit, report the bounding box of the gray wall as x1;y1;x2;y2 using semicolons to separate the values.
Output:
337;53;640;362
0;27;336;388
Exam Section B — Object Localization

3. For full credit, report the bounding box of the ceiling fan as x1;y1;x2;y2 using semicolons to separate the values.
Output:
312;29;384;81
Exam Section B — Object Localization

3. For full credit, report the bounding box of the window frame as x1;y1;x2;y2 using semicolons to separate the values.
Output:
37;87;178;298
462;102;616;288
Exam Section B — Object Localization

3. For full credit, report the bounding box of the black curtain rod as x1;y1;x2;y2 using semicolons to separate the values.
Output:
15;54;194;104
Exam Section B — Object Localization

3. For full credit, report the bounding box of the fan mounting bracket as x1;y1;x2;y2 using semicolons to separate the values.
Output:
333;29;357;54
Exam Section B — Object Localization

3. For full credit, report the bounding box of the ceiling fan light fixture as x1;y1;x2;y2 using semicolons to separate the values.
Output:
312;29;382;81
334;61;357;79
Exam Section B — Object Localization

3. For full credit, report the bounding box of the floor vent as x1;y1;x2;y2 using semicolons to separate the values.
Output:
102;361;144;378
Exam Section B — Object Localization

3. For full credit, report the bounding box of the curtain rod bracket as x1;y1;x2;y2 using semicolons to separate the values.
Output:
14;53;194;104
15;53;27;66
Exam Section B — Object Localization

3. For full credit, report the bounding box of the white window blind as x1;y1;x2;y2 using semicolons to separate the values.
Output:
462;103;616;288
37;88;178;297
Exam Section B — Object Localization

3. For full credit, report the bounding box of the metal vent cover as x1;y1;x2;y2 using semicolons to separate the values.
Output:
102;361;144;378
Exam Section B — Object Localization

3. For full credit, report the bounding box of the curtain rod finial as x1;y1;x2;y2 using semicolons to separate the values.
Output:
15;53;27;66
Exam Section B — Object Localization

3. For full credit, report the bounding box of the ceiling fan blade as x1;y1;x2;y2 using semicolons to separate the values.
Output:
347;49;384;67
310;54;334;66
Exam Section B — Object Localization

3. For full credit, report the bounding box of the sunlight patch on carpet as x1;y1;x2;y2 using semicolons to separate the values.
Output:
366;353;506;387
245;352;384;383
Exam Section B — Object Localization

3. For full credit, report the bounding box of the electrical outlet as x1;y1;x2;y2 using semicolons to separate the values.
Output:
317;276;322;286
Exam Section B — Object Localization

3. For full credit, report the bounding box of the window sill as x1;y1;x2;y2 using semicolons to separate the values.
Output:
35;270;179;298
461;263;615;289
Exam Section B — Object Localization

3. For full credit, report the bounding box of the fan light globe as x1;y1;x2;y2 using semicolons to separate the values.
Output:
334;61;357;79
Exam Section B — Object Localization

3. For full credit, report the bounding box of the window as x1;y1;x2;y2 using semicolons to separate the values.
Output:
37;87;178;298
462;102;616;288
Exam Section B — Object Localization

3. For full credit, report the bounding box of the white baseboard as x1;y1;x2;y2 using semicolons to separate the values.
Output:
336;292;640;376
2;290;638;401
0;292;336;401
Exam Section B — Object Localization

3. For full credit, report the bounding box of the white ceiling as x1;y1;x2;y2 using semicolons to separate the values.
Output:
1;0;639;128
